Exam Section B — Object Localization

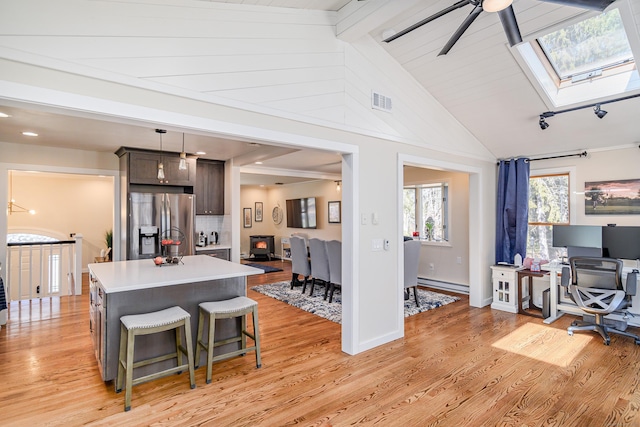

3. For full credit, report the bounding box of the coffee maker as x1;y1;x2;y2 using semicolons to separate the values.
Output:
198;231;207;247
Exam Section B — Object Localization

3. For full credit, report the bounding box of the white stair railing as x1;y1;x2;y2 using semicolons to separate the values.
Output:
5;235;83;301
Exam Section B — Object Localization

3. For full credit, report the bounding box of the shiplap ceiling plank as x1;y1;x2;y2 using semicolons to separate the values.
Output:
2;0;639;165
268;92;345;115
0;36;345;59
212;79;344;103
148;66;345;92
199;0;351;10
75;51;344;78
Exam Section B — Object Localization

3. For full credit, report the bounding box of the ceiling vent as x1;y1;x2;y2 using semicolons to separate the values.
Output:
372;91;392;112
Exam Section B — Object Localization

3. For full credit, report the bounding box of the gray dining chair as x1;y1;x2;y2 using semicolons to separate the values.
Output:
309;238;331;298
290;236;311;293
404;240;421;306
325;240;342;303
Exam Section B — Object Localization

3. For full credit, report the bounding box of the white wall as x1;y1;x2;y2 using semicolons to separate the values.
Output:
526;146;640;302
240;180;342;256
7;172;114;270
0;142;120;281
0;0;496;354
531;146;640;227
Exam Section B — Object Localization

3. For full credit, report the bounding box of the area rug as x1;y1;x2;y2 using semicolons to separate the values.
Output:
250;281;460;324
244;263;283;273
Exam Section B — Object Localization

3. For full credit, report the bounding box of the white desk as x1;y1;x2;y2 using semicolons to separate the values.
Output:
543;264;640;327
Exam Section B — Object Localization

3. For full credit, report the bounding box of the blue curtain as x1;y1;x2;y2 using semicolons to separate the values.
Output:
496;158;530;264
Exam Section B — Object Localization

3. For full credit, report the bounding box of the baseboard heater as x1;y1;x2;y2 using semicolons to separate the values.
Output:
418;277;469;295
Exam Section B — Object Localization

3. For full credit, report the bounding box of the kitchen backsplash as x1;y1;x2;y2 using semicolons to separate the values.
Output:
195;215;230;245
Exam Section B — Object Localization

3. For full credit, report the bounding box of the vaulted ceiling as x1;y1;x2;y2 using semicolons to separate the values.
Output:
1;0;638;183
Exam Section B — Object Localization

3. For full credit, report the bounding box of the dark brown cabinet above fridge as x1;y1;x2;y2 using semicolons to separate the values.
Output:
116;148;196;187
195;160;225;215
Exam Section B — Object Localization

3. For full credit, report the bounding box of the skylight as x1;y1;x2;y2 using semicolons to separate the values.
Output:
537;8;634;82
513;3;640;108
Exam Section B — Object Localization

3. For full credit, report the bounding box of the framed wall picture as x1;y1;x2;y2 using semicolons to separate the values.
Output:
255;202;263;222
328;201;341;224
585;178;640;215
243;208;252;228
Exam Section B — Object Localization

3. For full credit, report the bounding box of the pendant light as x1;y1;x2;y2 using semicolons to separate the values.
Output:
179;133;187;170
156;129;166;180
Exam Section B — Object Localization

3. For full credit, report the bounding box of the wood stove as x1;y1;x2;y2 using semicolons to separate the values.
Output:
249;235;275;260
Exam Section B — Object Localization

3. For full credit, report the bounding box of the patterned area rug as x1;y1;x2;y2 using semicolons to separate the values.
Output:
250;281;460;324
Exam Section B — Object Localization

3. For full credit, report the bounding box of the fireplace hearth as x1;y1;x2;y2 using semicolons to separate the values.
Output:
250;235;275;260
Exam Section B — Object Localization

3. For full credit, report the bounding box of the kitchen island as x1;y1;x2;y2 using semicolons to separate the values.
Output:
88;255;263;382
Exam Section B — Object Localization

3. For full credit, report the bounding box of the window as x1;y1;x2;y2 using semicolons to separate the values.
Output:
403;183;449;242
527;173;569;260
537;8;634;82
514;4;640;107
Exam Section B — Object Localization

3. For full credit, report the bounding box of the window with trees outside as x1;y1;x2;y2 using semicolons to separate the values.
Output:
527;173;569;261
403;183;449;242
537;8;634;83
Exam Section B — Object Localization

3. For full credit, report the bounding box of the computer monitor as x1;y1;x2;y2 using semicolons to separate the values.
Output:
602;226;640;260
552;225;602;249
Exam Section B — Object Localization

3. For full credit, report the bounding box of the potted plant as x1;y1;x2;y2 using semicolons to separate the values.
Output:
425;217;435;241
104;229;113;261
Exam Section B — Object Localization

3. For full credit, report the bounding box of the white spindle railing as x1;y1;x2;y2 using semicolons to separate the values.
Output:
5;235;83;301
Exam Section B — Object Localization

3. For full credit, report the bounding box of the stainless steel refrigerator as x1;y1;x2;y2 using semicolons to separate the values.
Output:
127;192;195;260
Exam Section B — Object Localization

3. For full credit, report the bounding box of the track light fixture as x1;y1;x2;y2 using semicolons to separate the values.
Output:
594;104;608;119
538;93;640;129
539;115;550;130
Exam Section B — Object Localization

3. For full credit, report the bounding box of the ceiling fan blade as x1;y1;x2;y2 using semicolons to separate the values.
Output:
438;3;483;56
383;0;472;43
537;0;617;12
498;6;522;47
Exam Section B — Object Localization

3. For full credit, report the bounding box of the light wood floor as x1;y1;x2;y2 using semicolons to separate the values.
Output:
2;260;640;426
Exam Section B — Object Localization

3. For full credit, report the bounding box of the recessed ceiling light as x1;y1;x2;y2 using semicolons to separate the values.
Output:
248;142;261;147
195;151;206;155
22;131;38;137
0;112;10;118
255;161;263;165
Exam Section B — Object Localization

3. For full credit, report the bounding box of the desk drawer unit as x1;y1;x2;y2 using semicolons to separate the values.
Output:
491;266;519;313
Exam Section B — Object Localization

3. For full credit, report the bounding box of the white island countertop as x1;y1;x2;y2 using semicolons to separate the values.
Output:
88;255;263;293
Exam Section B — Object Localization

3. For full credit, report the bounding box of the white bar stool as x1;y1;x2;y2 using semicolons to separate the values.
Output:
116;306;196;411
195;296;261;384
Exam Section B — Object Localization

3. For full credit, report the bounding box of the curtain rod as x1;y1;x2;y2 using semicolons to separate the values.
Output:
497;151;587;165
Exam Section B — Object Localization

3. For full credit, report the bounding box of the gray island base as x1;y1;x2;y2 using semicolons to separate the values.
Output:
88;255;263;382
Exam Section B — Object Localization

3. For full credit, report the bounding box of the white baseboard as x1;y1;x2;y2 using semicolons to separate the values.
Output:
417;277;469;295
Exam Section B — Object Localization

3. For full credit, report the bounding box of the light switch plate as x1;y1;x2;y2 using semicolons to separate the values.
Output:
372;238;383;251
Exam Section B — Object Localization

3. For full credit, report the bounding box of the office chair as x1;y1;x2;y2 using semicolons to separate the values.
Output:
561;256;640;346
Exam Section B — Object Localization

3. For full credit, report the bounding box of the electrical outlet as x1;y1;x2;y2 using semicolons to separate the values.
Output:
456;256;462;264
429;263;435;271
